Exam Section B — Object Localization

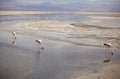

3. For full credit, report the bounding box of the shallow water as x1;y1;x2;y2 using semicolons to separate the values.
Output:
0;31;120;79
0;13;120;28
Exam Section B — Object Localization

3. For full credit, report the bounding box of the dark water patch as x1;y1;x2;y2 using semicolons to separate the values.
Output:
71;23;120;29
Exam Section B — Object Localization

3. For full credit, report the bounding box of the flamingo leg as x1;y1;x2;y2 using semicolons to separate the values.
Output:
38;44;41;54
12;36;16;45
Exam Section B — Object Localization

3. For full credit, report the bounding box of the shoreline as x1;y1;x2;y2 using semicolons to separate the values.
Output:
72;64;120;79
0;11;120;15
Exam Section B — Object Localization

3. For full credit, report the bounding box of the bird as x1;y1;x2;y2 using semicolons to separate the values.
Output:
35;39;44;50
36;40;42;44
103;42;114;64
12;32;16;37
104;43;112;48
104;42;113;55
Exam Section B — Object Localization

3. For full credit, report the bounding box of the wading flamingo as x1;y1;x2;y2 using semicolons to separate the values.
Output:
103;43;114;63
104;43;113;55
36;39;44;53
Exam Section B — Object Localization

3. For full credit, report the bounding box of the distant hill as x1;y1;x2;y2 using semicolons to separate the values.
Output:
0;2;120;12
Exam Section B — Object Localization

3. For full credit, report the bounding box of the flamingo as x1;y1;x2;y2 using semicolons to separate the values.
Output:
36;40;42;44
103;43;113;55
36;39;44;53
12;32;16;37
104;43;112;48
103;42;114;63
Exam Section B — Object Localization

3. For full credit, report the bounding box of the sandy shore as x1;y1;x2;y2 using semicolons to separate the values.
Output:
72;64;120;79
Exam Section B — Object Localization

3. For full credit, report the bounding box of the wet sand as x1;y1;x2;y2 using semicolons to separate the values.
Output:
0;31;120;79
18;21;120;35
73;64;120;79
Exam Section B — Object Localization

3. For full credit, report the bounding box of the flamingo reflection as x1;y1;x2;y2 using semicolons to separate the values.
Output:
12;32;17;45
